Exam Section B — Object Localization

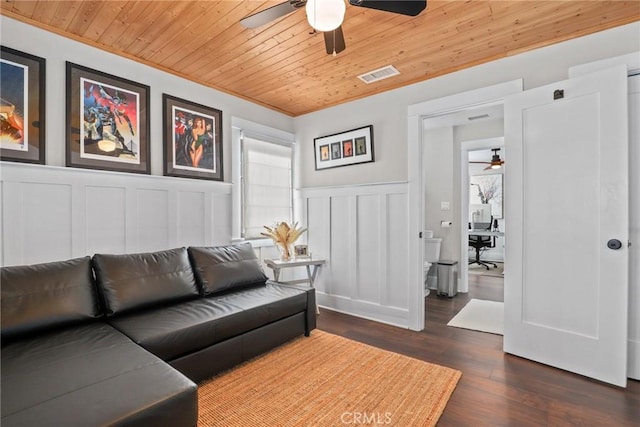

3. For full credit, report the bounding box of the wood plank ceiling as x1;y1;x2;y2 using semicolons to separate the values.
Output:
2;1;639;116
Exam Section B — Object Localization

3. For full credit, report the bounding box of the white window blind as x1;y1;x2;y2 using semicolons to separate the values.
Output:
242;136;292;239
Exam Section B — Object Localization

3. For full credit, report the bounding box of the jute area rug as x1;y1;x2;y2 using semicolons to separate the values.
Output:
198;330;461;426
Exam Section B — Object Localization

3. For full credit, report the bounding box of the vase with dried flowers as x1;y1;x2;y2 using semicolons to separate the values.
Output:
261;221;307;261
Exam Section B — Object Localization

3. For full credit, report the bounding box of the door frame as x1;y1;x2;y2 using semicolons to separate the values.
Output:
460;136;505;294
407;80;523;331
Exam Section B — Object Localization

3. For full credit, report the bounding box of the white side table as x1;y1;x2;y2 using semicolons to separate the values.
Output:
264;258;325;315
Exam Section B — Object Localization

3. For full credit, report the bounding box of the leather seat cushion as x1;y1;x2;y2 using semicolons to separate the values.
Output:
188;243;268;296
1;257;99;342
109;282;307;361
92;247;199;316
1;323;197;426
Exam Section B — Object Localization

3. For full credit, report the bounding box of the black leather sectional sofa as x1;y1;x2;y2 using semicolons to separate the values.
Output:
1;243;316;426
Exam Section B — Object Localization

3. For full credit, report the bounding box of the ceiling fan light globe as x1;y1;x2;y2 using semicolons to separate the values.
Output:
306;0;346;32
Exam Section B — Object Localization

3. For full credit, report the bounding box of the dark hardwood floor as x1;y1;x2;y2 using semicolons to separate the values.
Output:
316;268;640;426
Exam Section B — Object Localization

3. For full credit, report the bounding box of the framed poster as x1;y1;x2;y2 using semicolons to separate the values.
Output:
162;94;223;181
65;62;150;173
470;173;503;219
314;125;373;170
0;46;45;164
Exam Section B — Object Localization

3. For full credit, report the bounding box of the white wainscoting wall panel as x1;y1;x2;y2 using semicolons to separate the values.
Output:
299;182;410;328
0;162;232;267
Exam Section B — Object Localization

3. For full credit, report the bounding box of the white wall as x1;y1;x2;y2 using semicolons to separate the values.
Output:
1;162;231;266
294;22;640;189
299;182;410;327
0;16;293;265
2;16;638;332
294;23;639;327
423;126;455;260
424;119;504;263
0;16;294;178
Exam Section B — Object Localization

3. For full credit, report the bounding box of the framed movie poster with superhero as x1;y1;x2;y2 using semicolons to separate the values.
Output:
65;62;150;174
0;46;45;164
162;94;223;181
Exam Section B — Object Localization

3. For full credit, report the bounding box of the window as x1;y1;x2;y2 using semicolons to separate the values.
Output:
231;117;295;242
242;136;292;239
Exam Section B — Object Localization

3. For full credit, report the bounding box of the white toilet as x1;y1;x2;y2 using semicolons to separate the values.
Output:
423;231;442;296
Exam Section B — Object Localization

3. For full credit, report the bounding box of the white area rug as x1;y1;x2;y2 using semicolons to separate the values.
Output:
447;299;504;335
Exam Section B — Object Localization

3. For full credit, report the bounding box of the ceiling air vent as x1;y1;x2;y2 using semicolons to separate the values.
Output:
357;65;400;84
467;113;490;121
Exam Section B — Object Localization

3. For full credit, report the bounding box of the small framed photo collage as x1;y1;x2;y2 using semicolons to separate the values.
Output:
313;125;374;170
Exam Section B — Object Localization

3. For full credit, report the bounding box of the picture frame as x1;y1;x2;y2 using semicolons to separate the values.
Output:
65;62;150;174
470;173;503;219
294;244;309;258
1;46;46;164
314;125;374;170
162;94;223;181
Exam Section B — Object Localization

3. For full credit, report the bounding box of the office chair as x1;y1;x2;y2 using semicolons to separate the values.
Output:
468;218;498;270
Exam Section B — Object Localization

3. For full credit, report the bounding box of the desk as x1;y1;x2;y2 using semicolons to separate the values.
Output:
264;258;325;315
469;230;504;237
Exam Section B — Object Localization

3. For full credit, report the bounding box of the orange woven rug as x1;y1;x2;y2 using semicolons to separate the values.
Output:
197;330;461;426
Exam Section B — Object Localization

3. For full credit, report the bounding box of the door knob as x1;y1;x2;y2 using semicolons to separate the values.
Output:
607;239;622;250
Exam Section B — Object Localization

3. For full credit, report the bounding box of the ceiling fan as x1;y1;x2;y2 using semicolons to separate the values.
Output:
240;0;427;55
470;148;505;170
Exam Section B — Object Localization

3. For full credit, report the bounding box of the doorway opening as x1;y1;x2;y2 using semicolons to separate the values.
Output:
406;79;522;331
421;103;505;303
464;142;505;307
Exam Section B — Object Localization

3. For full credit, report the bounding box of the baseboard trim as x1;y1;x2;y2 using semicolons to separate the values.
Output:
317;293;409;329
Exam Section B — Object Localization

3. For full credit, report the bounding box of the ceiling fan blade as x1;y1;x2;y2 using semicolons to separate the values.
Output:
348;0;427;16
324;26;346;55
240;1;302;29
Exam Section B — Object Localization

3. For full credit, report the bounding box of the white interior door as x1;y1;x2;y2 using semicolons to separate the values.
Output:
504;65;629;387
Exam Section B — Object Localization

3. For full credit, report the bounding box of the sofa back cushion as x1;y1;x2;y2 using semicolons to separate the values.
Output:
1;257;100;342
92;247;199;316
188;243;267;296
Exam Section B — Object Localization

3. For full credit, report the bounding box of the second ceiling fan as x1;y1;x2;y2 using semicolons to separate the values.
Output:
240;0;427;55
470;148;505;170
